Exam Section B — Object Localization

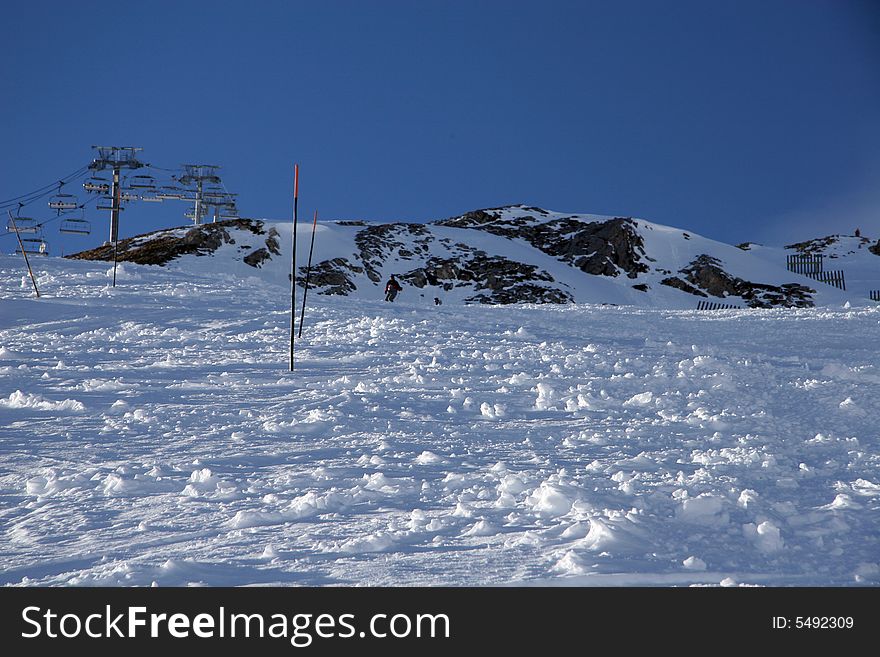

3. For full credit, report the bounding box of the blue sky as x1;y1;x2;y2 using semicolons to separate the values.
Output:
2;0;878;254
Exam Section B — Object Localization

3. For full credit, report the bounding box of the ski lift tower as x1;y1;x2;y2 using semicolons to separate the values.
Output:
203;190;239;223
178;164;221;225
89;146;144;243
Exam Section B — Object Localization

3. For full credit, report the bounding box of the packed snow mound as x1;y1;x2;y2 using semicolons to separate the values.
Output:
66;206;876;308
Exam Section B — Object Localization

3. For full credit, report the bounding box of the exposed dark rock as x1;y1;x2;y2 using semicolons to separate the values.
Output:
870;240;880;257
786;234;872;256
242;227;280;267
67;219;269;267
397;252;563;304
265;227;281;255
675;254;814;308
786;236;840;253
435;207;649;279
336;220;366;226
660;277;709;298
632;283;649;292
354;223;431;282
243;248;271;268
299;258;362;295
466;284;573;305
679;255;737;297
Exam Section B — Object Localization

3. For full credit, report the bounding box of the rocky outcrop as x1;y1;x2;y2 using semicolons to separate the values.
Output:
243;248;272;268
660;276;708;298
399;251;568;304
435;206;649;279
67;219;277;268
466;284;572;304
309;232;570;303
662;254;814;308
354;223;432;282
298;257;362;295
787;234;873;258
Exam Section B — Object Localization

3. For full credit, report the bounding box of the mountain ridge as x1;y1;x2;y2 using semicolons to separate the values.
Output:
66;204;878;308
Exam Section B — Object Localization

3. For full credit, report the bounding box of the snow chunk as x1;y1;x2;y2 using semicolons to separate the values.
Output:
463;519;498;537
683;556;707;571
181;468;237;499
676;495;729;526
415;451;443;465
579;518;617;551
743;521;784;554
534;383;557;410
339;532;396;554
737;489;759;509
526;481;574;518
552;550;590;575
1;390;85;412
623;391;654;407
820;494;862;510
480;402;506;419
852;479;880;496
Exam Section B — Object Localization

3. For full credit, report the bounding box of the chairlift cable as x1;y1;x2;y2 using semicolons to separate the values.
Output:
0;165;89;207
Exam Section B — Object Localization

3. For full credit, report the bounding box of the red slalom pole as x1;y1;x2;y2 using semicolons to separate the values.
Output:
289;164;299;371
298;210;319;338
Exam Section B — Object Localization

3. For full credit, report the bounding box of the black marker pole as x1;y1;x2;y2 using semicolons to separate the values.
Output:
289;164;299;371
8;210;40;298
298;210;318;338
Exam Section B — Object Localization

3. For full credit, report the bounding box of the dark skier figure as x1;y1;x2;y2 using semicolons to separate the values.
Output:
384;275;402;302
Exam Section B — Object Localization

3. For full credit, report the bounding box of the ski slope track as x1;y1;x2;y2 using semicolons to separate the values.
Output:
1;206;879;587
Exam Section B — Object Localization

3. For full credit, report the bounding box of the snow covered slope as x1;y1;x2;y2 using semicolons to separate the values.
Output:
746;233;880;301
65;206;878;309
1;253;879;586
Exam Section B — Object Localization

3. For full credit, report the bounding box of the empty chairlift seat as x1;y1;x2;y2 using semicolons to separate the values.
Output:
59;218;91;235
6;216;39;233
128;174;156;189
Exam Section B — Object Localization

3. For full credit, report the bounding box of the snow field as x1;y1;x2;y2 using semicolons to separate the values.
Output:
1;255;878;586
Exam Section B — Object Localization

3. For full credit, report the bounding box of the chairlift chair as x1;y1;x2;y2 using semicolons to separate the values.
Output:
16;238;49;256
59;218;91;235
83;177;110;193
6;216;39;233
156;186;184;200
96;196;124;211
128;174;155;189
48;193;78;211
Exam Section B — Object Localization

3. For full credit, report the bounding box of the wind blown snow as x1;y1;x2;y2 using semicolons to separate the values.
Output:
0;255;878;586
